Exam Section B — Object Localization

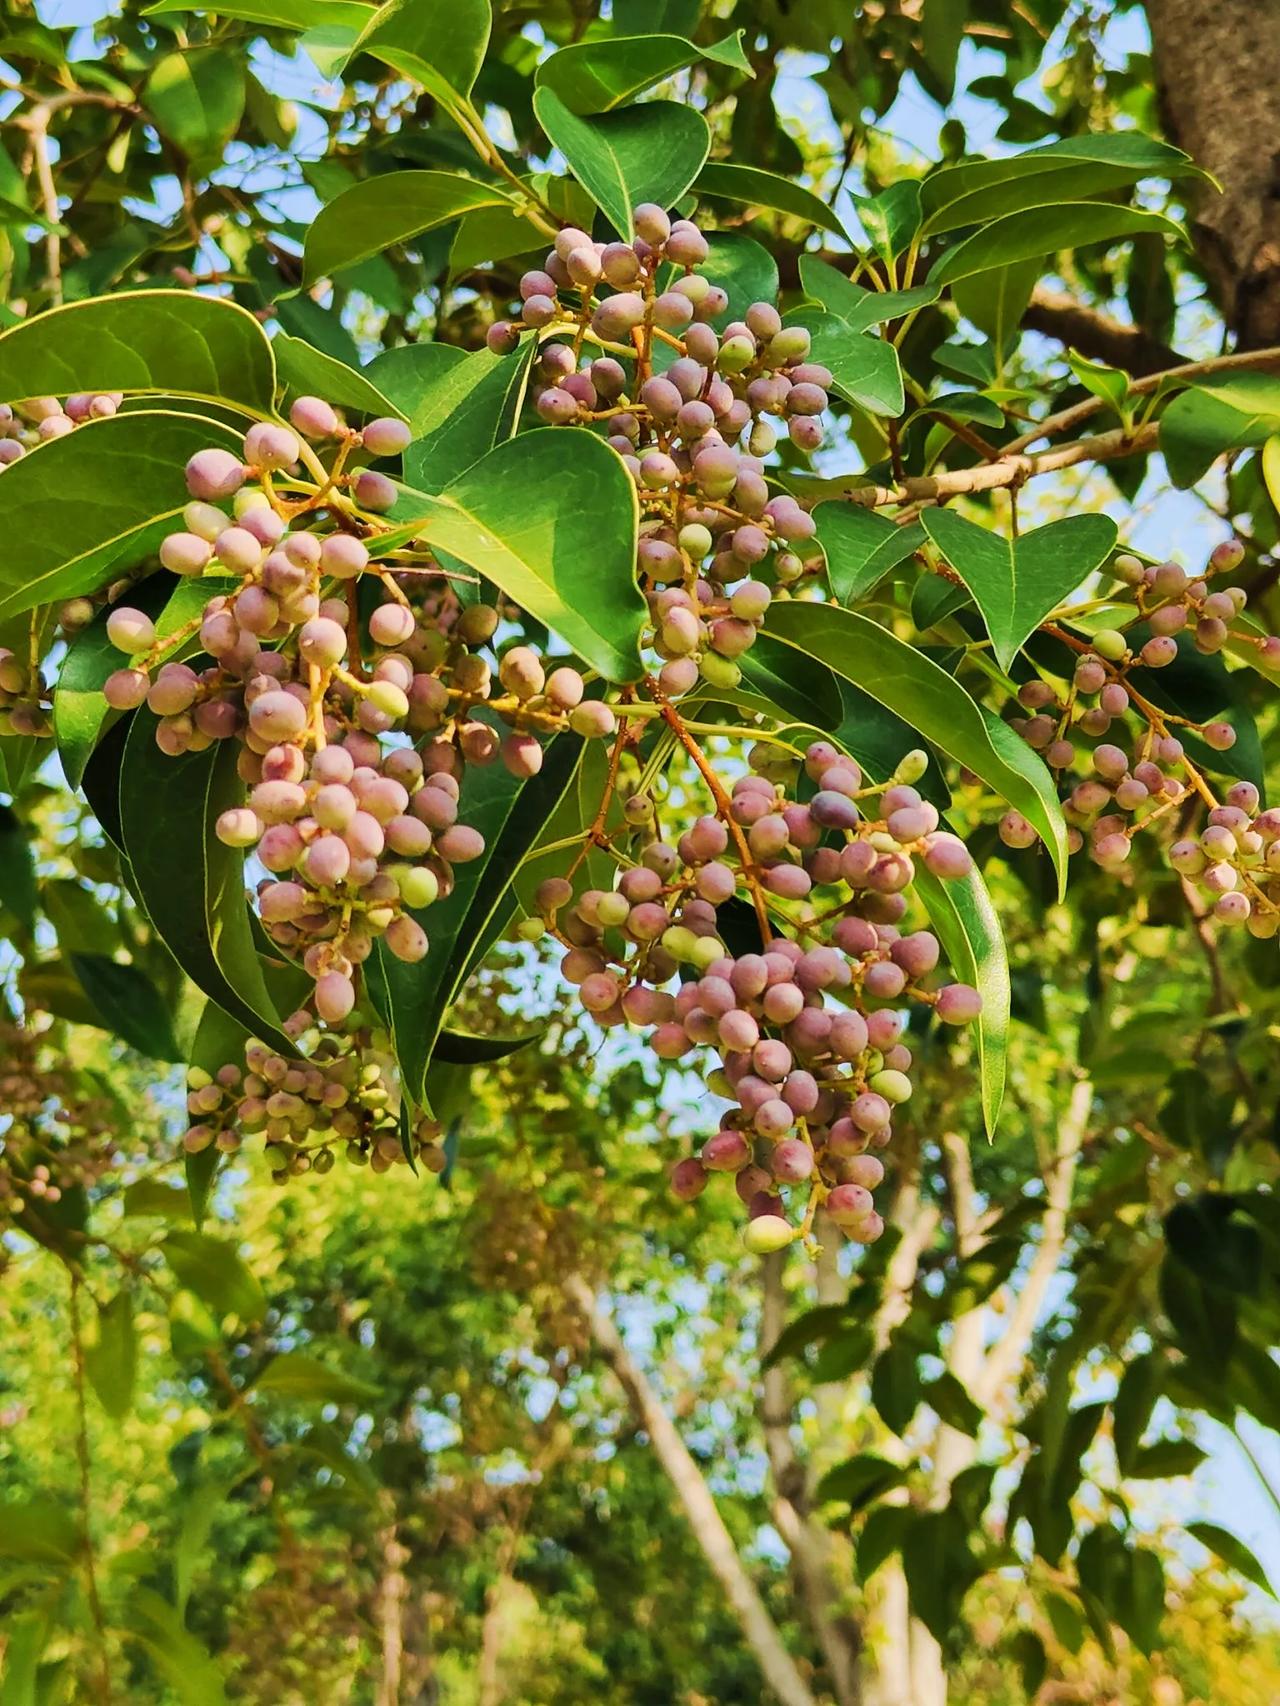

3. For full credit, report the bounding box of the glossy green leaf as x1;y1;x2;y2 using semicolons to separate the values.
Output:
69;952;183;1061
304;172;517;286
760;601;1069;889
144;50;245;172
690;232;778;333
537;32;747;113
798;256;939;331
0;804;36;930
696;162;847;238
83;1291;137;1420
364;341;468;436
613;0;698;30
815;503;922;605
163;1230;266;1325
253;1352;379;1405
786;309;904;416
1188;1521;1277;1598
399;337;536;491
816;1453;908;1511
349;0;491;116
533;88;710;241
1067;349;1131;415
403;429;643;681
273;332;405;419
368;733;583;1104
55;572;233;788
952;258;1041;353
922;509;1118;670
119;725;293;1052
143;0;369;31
0;291;274;411
852;181;922;265
1161;375;1280;488
932;204;1183;287
122;1587;229;1706
914;858;1009;1137
921;134;1201;235
0;412;244;623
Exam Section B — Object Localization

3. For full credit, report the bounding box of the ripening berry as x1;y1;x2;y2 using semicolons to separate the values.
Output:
290;395;340;439
771;1138;813;1183
215;525;265;574
320;534;369;579
1141;635;1178;668
160;531;213;576
249;689;308;743
1202;720;1236;751
242;422;300;472
670;1157;708;1201
742;1214;794;1253
569;702;617;738
437;824;485;862
362;416;411;458
353;470;397;512
185;448;246;500
215;807;260;848
386;914;430;961
1091;628;1128;662
399;866;440;909
366;680;409;720
315;971;356;1025
368;602;415;647
826;1183;875;1228
298;616;346;668
103;667;149;709
999;809;1038;850
106;607;156;655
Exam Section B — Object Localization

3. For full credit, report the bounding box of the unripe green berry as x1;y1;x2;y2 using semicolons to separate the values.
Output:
1091;628;1128;662
743;1215;795;1254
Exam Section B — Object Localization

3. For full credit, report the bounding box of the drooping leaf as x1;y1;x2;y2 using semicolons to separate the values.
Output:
119;725;292;1052
931;204;1183;287
533;88;710;241
815;503;922;605
1112;1351;1163;1474
163;1230;266;1324
401;429;643;681
922;509;1118;670
304;172;518;286
1160;375;1280;488
921;134;1202;235
144;50;246;173
914;858;1009;1137
0;411;244;622
0;804;36;930
696;162;847;239
143;0;369;32
83;1291;137;1420
759;602;1069;889
537;32;748;114
785;309;904;416
399;337;537;491
253;1351;380;1405
348;0;491;118
0;292;274;413
1187;1521;1277;1598
69;952;183;1061
272;332;406;419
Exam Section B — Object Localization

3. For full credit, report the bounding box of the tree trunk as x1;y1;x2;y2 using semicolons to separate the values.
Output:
565;1273;819;1706
1148;0;1280;346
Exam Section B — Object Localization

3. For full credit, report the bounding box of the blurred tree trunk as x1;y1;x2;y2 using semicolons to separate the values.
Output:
1148;0;1280;347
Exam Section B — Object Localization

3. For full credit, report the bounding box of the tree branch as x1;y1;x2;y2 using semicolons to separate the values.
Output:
1021;285;1185;375
564;1273;819;1706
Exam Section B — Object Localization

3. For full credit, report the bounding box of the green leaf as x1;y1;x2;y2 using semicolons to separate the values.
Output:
68;953;182;1061
1161;376;1280;488
368;733;583;1105
853;181;922;265
902;1507;982;1644
399;337;537;491
872;1334;921;1434
253;1351;380;1405
119;727;292;1053
533;88;710;241
922;509;1118;671
759;602;1069;891
403;429;643;681
913;859;1009;1136
857;1506;915;1581
0;411;245;623
923;1370;983;1436
364;341;468;436
144;50;245;173
0;1610;48;1705
348;0;491;118
817;1453;908;1511
613;0;699;31
273;332;406;420
304;172;517;286
432;1027;540;1063
814;503;921;605
83;1291;137;1420
1112;1351;1163;1474
786;309;904;416
41;878;117;957
952;258;1041;354
186;1000;256;1227
0;1497;79;1565
798;255;940;331
1126;1438;1207;1478
1067;349;1131;416
0;804;36;931
1187;1521;1277;1598
123;1587;228;1706
537;32;747;114
921;134;1202;235
688;232;778;333
143;0;369;31
696;162;847;239
174;1475;240;1619
54;572;232;788
931;204;1183;287
163;1230;266;1325
0;291;274;413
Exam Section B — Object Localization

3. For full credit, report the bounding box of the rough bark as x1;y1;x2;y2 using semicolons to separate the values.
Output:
565;1273;819;1706
1148;0;1280;347
1021;286;1184;374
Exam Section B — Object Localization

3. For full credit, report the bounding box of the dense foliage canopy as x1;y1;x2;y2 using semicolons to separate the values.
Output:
3;0;1280;1702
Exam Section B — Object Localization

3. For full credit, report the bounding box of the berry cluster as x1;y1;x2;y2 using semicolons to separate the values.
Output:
529;740;982;1249
0;1019;118;1226
100;411;617;1024
1001;542;1280;935
183;1032;446;1178
490;205;829;693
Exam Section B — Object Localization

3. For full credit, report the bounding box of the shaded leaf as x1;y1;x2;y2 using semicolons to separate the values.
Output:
83;1291;137;1420
69;952;182;1061
305;172;517;285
